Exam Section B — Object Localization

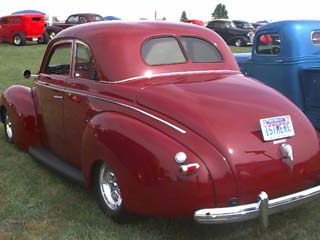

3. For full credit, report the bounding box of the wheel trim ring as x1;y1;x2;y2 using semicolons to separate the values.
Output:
99;163;122;211
235;39;241;46
5;114;13;140
14;36;21;45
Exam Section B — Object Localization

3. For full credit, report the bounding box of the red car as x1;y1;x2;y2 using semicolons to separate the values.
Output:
0;14;48;46
1;21;320;227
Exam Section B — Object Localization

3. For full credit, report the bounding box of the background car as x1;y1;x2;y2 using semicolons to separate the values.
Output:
45;13;104;39
1;21;320;227
235;20;320;130
0;13;48;46
206;19;254;47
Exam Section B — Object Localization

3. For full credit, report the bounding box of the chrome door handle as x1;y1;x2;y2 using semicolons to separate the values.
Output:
53;95;63;99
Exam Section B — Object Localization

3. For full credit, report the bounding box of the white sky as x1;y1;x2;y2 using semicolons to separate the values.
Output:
1;0;319;23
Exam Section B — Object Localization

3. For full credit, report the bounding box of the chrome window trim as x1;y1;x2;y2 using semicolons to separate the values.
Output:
100;69;240;84
35;80;187;134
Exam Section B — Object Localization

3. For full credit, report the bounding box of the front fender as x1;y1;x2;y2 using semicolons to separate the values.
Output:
1;85;39;150
81;112;215;217
45;25;63;34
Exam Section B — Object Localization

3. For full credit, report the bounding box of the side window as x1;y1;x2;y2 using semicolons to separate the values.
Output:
74;43;98;80
12;18;21;24
256;33;281;55
66;16;79;24
312;31;320;44
181;37;223;63
79;17;88;24
1;18;8;24
142;37;186;65
44;43;72;75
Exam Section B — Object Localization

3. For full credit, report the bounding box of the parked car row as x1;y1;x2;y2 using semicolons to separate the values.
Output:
1;20;320;228
0;13;105;46
206;19;255;47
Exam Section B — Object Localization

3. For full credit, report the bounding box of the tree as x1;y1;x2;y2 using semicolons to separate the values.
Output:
212;3;228;19
180;11;188;22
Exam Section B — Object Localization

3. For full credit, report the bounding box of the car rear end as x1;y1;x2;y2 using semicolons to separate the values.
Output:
22;14;44;41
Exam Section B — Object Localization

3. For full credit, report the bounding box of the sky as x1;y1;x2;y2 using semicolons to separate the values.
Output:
1;0;319;23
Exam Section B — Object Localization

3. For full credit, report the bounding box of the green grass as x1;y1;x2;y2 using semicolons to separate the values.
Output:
1;43;320;239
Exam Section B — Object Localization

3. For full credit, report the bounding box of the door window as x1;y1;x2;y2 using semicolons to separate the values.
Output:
1;18;8;24
44;42;72;75
66;16;79;24
74;43;98;80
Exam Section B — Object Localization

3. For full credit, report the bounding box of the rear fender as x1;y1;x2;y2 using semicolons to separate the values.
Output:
1;85;39;150
81;112;215;217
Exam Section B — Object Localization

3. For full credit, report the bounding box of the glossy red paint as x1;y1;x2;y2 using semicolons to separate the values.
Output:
0;14;45;44
1;21;320;220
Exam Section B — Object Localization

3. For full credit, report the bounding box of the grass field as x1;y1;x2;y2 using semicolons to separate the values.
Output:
1;43;320;240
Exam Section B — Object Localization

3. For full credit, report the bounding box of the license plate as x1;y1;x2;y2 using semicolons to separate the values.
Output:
260;115;295;141
32;37;38;41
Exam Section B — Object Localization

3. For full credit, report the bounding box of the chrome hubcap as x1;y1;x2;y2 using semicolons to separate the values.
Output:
235;39;241;47
99;163;122;210
49;32;56;39
5;114;13;140
14;36;21;45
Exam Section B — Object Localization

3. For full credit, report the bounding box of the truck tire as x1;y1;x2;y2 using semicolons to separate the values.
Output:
13;33;26;46
38;31;49;44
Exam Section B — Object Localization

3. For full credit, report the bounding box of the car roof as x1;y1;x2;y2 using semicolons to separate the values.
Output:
53;21;239;82
1;13;44;18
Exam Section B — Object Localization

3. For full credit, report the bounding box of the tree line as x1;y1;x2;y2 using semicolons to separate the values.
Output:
180;3;228;21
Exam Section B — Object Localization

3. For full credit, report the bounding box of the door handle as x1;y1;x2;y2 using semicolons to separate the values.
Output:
53;95;63;99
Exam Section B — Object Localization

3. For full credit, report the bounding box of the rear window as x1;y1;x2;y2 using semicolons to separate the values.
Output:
141;36;223;65
256;33;281;55
181;37;223;62
312;31;320;44
32;17;41;21
142;37;186;65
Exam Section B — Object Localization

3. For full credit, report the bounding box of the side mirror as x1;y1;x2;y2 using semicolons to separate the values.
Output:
23;69;31;79
23;69;38;79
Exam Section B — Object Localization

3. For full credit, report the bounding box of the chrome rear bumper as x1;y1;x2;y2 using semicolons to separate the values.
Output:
194;185;320;227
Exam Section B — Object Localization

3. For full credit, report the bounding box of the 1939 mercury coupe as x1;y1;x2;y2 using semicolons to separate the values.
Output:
1;21;320;227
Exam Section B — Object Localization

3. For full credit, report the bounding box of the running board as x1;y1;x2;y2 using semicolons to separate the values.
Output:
29;147;86;186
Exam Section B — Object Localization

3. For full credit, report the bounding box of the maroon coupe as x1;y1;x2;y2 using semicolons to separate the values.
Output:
1;21;320;227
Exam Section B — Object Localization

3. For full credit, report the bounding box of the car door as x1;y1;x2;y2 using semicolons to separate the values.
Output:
35;41;72;158
62;41;100;167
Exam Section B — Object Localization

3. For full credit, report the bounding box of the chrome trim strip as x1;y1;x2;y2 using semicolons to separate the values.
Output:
193;185;320;228
35;80;186;134
101;70;240;84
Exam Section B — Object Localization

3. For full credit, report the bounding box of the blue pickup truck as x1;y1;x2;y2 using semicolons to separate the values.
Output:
235;20;320;130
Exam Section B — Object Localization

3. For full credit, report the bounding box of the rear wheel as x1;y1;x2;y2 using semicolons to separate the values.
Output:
13;33;26;46
3;110;13;143
93;161;126;222
38;31;49;44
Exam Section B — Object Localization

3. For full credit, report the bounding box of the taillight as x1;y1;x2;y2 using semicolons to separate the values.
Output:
180;163;200;175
